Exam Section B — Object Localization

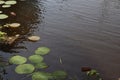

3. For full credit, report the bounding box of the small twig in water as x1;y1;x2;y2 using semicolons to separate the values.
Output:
59;57;63;64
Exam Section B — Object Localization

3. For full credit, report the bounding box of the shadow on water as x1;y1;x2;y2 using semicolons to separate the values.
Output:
0;1;43;79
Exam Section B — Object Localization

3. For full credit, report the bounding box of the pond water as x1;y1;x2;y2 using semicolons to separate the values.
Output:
0;0;120;80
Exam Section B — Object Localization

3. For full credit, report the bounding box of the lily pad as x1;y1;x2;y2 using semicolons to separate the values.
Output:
28;55;43;64
35;47;50;55
9;55;27;65
0;11;3;13
0;1;5;4
34;62;48;69
0;14;8;19
86;69;98;76
9;23;21;28
28;36;40;42
32;72;52;80
2;5;11;8
5;1;17;5
52;70;67;80
15;64;35;74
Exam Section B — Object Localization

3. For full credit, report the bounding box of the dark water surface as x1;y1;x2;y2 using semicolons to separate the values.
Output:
0;0;120;80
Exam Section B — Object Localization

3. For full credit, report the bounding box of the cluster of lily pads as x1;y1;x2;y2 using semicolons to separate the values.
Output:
0;22;41;42
9;47;67;80
0;0;17;19
86;69;102;80
0;0;41;43
0;23;21;42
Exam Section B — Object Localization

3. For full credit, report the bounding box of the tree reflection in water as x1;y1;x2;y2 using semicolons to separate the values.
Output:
0;1;43;80
0;0;43;52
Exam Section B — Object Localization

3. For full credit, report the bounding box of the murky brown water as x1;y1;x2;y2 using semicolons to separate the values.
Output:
0;0;120;80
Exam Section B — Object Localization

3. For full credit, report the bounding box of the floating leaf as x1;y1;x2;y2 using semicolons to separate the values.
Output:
52;70;67;80
34;62;48;69
35;47;50;55
0;14;8;19
32;72;52;80
28;55;43;64
86;69;97;76
10;12;16;16
0;1;5;4
15;64;35;74
9;23;21;28
2;5;11;8
9;55;27;65
5;1;17;5
0;11;3;13
28;36;40;42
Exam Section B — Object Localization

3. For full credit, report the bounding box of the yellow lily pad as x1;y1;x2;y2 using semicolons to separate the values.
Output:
9;23;21;28
2;5;11;8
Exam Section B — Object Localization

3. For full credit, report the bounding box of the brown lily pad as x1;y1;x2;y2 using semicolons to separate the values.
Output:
81;67;91;72
28;36;40;42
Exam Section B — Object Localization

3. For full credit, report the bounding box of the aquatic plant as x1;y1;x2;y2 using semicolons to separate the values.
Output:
28;55;44;64
0;14;8;19
9;47;67;80
15;64;35;74
5;1;17;5
32;72;52;80
9;23;21;28
34;62;48;69
28;36;40;42
84;69;103;80
0;1;5;5
9;55;27;65
0;31;7;41
0;0;17;19
2;4;11;8
35;47;50;55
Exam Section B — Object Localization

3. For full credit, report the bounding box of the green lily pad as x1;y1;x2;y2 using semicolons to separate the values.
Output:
34;62;48;69
15;64;35;74
35;47;50;55
32;72;53;80
9;55;27;65
2;5;11;8
0;1;5;4
5;1;17;5
28;55;43;64
87;69;98;76
0;14;8;19
52;70;67;80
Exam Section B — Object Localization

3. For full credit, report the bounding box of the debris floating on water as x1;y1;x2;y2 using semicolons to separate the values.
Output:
10;12;16;16
81;67;91;72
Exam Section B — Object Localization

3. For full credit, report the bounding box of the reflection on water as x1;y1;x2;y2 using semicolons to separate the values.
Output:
0;0;43;80
35;0;120;80
0;0;120;80
0;0;42;52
